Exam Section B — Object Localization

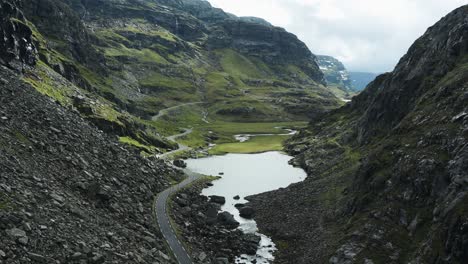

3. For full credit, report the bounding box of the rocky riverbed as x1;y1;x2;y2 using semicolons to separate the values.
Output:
169;178;263;264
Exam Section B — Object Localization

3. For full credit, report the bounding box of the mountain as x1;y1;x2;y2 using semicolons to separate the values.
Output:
248;5;468;264
349;71;379;91
10;0;340;156
0;0;341;262
317;55;354;99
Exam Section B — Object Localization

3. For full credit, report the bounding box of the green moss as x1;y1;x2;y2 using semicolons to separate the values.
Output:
119;136;156;153
104;44;168;64
23;62;72;106
216;49;263;78
14;130;30;144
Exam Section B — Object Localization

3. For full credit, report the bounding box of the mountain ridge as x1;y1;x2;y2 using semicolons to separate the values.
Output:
248;5;468;264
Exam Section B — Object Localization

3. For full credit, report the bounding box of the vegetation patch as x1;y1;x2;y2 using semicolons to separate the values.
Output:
209;134;290;155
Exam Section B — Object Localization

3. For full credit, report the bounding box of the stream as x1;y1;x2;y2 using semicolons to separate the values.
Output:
185;151;307;263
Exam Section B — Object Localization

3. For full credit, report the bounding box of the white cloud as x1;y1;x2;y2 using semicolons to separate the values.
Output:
207;0;466;72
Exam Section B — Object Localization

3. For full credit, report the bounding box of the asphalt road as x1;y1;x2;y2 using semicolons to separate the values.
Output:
154;169;202;264
159;128;193;159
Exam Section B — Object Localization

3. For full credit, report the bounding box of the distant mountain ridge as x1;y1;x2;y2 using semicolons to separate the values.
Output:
317;55;379;95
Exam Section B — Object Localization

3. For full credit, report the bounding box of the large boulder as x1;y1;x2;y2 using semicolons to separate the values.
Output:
217;212;239;229
209;195;226;205
173;159;187;168
239;206;255;219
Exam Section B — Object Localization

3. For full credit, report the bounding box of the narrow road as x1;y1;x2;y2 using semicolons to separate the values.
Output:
154;169;202;264
159;128;193;159
152;102;203;121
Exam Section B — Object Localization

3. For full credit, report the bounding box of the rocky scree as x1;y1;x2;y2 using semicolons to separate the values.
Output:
0;66;183;263
169;179;262;264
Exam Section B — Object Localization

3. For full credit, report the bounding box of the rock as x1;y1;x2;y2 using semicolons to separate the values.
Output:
219;172;224;175
18;236;29;245
71;252;83;260
90;253;105;263
0;250;6;258
217;212;240;229
198;252;207;261
234;203;245;209
233;195;240;200
210;195;226;205
239;206;255;219
176;198;189;207
215;257;229;264
158;250;170;261
28;253;47;263
7;228;26;238
173;159;187;168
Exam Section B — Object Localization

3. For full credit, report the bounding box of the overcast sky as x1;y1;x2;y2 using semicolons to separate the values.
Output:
207;0;466;72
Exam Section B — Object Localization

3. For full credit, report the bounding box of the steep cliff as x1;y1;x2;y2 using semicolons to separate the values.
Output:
248;5;468;264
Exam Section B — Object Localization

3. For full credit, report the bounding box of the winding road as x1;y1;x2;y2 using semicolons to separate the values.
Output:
154;169;202;264
153;102;206;263
152;102;203;121
159;128;193;159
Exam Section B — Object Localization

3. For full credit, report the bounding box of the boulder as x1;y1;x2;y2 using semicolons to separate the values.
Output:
173;159;187;168
239;206;255;219
233;195;240;200
209;195;226;205
217;212;240;229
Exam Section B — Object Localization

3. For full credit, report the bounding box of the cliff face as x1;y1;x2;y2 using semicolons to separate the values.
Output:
0;0;36;70
248;5;468;264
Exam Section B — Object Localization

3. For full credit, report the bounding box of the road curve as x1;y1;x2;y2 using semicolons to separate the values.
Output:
159;128;193;159
154;169;202;264
152;102;203;121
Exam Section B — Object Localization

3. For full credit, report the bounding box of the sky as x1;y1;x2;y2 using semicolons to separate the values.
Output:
207;0;466;73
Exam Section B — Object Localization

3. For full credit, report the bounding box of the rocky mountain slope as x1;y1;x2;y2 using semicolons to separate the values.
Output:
8;0;340;155
317;55;352;94
248;5;468;264
0;1;181;263
0;0;340;262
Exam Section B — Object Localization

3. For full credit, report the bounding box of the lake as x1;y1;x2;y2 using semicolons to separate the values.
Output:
185;151;306;263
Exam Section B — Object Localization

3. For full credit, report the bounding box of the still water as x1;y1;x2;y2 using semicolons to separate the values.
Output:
185;151;306;263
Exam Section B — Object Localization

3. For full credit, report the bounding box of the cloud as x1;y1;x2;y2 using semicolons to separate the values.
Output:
207;0;466;72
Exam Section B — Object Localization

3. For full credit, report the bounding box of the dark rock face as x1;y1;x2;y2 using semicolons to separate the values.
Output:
0;0;37;70
208;18;324;83
248;5;468;264
0;67;180;263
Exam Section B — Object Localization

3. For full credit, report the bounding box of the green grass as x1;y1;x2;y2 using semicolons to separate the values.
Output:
203;121;307;135
104;45;168;64
119;136;157;153
209;134;290;155
23;62;73;106
216;49;264;78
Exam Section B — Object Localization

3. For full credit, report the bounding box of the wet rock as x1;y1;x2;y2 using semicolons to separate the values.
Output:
217;212;240;229
239;206;255;219
210;195;226;205
173;159;187;168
